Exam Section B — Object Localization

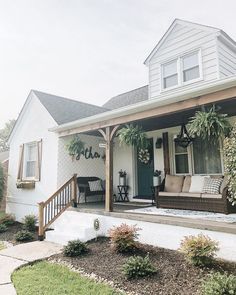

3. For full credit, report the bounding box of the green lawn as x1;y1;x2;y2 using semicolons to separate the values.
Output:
12;261;123;295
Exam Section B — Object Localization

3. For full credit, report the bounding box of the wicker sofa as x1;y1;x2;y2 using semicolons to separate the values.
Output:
77;176;105;203
157;174;236;214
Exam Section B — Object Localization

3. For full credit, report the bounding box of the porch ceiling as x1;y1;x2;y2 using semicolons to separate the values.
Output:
82;97;236;136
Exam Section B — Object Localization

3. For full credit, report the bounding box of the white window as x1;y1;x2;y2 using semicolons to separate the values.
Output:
174;142;189;174
173;137;222;175
17;140;42;182
161;50;201;90
182;52;200;83
192;138;222;174
162;60;178;89
24;142;37;178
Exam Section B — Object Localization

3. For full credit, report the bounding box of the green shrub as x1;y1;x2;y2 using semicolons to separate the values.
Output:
15;230;34;242
0;213;15;226
179;233;219;266
202;272;236;295
0;223;8;233
22;214;37;232
63;240;88;257
122;255;156;279
108;223;140;253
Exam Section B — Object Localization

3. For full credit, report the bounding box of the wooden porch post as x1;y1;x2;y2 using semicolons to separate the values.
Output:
99;125;120;212
105;126;113;212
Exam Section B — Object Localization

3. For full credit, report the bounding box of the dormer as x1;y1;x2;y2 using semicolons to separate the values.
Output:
144;19;236;99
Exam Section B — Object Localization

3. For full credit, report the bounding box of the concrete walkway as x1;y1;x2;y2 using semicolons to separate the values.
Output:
0;241;62;295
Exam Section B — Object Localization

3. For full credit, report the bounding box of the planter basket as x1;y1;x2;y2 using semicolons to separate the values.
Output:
16;181;35;189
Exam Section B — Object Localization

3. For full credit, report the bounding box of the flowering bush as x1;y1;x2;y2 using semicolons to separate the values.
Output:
179;234;219;266
108;223;140;253
223;123;236;204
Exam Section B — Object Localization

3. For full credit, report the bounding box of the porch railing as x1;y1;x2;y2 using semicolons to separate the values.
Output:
38;174;77;240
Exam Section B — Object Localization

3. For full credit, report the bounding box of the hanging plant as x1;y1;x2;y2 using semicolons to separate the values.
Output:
118;124;148;149
138;149;150;164
223;123;236;204
66;136;85;160
188;105;232;144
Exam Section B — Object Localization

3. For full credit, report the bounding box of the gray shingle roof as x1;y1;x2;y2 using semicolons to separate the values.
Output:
103;85;148;110
33;90;108;125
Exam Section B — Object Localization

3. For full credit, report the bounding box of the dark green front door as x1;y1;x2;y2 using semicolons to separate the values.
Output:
137;138;154;197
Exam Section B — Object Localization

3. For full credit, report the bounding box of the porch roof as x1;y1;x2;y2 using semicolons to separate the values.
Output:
50;76;236;137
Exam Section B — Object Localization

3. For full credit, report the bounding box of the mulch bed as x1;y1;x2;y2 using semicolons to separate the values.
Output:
0;222;38;245
49;238;236;295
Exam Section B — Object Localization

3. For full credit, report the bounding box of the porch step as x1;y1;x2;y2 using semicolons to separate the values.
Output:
45;211;97;245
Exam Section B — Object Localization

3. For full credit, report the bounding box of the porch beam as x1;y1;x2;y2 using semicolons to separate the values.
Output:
58;87;236;137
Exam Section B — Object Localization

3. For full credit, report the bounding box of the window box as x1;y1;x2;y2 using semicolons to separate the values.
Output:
16;181;35;189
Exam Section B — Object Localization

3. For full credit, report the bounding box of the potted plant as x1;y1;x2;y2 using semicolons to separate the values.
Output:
188;105;232;144
153;170;161;186
118;170;127;186
66;136;85;160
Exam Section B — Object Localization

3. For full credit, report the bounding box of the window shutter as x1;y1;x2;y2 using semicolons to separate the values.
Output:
35;139;42;181
17;144;24;181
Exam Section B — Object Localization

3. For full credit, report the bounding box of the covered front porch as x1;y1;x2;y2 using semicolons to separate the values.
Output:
56;85;236;212
38;84;236;239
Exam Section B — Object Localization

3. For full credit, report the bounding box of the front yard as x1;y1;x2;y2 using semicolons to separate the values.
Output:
12;261;122;295
48;237;236;295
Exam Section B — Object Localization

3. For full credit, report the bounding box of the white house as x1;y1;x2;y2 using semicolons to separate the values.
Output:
6;19;236;235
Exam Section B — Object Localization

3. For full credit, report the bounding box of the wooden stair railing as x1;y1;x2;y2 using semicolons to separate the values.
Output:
38;174;77;240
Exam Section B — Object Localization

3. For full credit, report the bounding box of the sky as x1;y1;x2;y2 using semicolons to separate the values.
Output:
1;0;236;128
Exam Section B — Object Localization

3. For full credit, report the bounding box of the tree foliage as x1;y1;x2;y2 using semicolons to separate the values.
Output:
0;163;4;202
0;119;16;151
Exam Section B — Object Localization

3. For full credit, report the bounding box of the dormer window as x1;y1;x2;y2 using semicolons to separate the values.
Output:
163;60;178;89
182;52;200;82
161;50;202;90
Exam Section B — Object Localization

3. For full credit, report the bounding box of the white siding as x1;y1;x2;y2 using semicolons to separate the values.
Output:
6;93;59;221
57;134;105;187
218;39;236;78
148;24;218;99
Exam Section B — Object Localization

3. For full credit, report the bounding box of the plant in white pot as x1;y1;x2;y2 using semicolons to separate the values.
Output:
153;170;162;186
118;170;127;186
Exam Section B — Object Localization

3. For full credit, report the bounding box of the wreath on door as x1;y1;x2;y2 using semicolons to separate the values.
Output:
138;148;151;164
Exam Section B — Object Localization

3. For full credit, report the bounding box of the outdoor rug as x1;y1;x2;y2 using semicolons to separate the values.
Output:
125;207;236;223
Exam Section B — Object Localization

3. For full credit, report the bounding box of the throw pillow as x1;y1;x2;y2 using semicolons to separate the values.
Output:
182;175;191;192
164;175;184;193
88;180;103;192
189;175;209;193
202;178;223;194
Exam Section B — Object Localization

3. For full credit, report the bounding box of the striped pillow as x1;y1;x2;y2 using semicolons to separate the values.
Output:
88;180;103;192
202;178;223;194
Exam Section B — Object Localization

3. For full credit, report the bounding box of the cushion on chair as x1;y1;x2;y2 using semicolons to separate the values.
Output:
202;178;223;194
88;180;103;192
179;192;201;198
201;193;222;199
189;175;209;193
164;175;184;193
182;175;191;192
159;192;180;197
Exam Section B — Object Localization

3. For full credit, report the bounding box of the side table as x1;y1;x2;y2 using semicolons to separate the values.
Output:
116;185;129;202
